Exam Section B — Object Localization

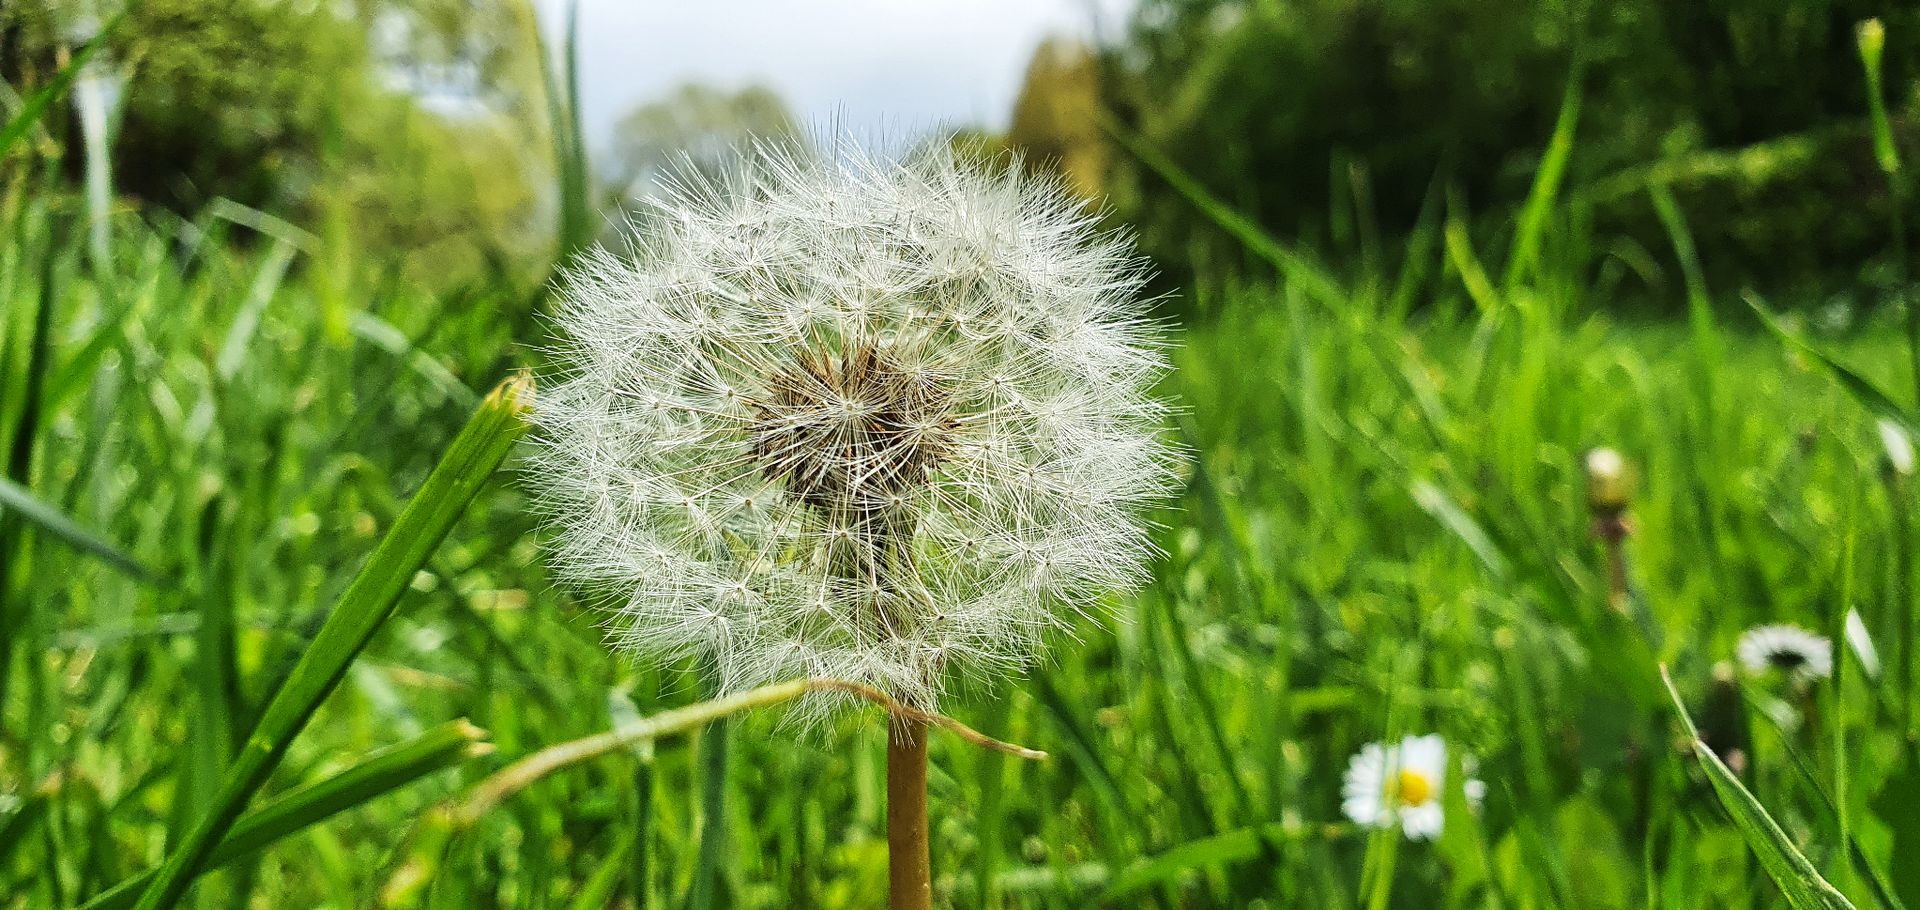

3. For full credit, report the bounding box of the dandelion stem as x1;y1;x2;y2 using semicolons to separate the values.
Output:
888;717;933;910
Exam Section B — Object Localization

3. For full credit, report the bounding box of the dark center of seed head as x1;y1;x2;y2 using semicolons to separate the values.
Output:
1767;649;1808;670
748;342;957;528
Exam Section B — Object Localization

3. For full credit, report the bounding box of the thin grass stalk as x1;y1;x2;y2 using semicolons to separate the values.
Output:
1855;21;1915;407
1889;469;1915;735
71;29;115;275
686;717;728;910
0;222;57;740
888;717;932;910
631;751;653;910
1832;507;1858;894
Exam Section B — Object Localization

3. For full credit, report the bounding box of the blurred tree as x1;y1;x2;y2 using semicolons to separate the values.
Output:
607;82;797;201
1008;38;1108;199
1099;0;1920;294
0;0;549;288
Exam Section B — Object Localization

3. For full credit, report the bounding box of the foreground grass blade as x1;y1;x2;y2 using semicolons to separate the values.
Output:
0;10;124;158
130;375;532;910
1660;666;1858;910
0;476;155;582
78;719;490;910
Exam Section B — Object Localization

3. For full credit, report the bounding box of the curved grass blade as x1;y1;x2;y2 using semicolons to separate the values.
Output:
77;720;490;910
1660;666;1858;910
1098;112;1346;309
1746;291;1919;436
0;476;154;583
130;375;533;910
350;312;478;408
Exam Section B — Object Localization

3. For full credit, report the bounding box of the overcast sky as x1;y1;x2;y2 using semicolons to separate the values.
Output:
547;0;1127;157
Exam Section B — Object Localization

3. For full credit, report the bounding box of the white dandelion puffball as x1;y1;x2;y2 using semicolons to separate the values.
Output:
529;141;1180;711
1737;624;1832;682
1341;734;1484;840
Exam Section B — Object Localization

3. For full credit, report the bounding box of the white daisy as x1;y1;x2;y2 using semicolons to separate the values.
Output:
1341;734;1485;840
1736;624;1832;682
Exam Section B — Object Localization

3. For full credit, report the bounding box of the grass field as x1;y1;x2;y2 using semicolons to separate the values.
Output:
6;156;1920;910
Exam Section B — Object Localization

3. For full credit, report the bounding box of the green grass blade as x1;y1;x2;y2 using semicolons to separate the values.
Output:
538;0;592;269
686;717;729;910
1411;479;1510;581
0;11;125;158
77;719;490;910
1099;111;1346;309
1503;59;1584;288
1649;184;1721;365
129;375;533;910
0;476;155;582
1030;671;1142;854
1443;216;1500;315
1152;589;1254;823
214;240;299;380
1097;822;1330;902
350;312;479;408
1746;292;1920;435
1660;666;1858;910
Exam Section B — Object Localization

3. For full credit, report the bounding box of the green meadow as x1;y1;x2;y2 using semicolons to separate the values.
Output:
8;3;1920;909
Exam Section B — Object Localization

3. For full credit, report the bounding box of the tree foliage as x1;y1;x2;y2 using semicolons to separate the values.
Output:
1;0;547;287
1088;0;1920;293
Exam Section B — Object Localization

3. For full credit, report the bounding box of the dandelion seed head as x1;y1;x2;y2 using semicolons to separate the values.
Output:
529;139;1180;715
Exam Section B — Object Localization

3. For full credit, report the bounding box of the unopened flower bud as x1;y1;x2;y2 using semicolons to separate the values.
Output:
1585;447;1630;512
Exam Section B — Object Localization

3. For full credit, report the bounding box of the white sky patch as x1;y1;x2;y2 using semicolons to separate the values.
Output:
545;0;1130;158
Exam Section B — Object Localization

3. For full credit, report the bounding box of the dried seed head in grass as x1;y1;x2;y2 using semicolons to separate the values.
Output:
528;139;1181;715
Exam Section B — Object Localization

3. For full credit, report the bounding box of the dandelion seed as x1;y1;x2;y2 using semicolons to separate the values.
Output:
528;139;1180;716
1736;623;1832;683
1341;734;1484;840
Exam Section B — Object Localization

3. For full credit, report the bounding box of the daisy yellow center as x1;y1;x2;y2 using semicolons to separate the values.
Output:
1389;769;1435;807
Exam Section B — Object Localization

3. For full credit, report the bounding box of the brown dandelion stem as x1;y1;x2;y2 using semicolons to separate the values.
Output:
1596;511;1630;614
888;716;933;910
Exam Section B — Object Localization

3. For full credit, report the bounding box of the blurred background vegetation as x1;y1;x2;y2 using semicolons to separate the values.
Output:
9;0;1920;907
1068;0;1920;302
9;0;1920;302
